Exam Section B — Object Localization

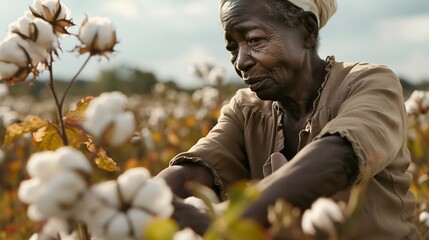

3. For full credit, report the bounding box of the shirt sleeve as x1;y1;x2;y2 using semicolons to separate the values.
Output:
315;64;407;181
170;91;251;198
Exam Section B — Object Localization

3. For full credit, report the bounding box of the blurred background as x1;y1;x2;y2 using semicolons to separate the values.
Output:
0;0;428;90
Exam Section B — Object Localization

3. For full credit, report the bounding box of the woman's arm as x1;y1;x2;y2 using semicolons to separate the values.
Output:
156;163;215;199
242;134;359;227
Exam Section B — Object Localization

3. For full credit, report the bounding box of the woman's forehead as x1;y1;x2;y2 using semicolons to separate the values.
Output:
220;0;265;27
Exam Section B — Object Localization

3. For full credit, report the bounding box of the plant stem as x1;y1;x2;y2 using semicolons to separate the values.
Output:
78;222;91;240
47;52;69;146
47;53;92;147
60;54;92;108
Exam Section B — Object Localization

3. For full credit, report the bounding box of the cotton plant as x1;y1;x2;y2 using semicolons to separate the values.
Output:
404;90;429;162
1;0;124;164
18;146;93;221
405;90;429;132
77;167;174;240
83;91;136;147
1;0;118;147
301;198;345;240
0;0;146;239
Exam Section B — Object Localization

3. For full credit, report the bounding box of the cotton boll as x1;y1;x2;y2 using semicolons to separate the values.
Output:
27;204;45;221
8;16;56;49
208;67;225;86
34;171;87;218
29;233;39;240
184;197;208;213
1;110;20;126
98;91;127;113
421;92;429;110
132;178;173;217
32;18;57;49
127;208;153;239
105;212;131;240
88;207;118;237
31;0;70;22
18;178;42;204
8;16;33;36
405;98;419;115
75;191;103;223
78;16;116;55
55;146;92;175
84;102;113;139
0;62;20;80
91;180;121;208
40;218;71;239
173;228;202;240
0;35;29;67
107;112;135;146
26;151;58;179
117;167;151;203
301;198;344;237
419;211;429;227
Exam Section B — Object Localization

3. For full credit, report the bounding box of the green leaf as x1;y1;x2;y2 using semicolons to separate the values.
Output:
203;181;262;240
223;181;260;223
144;218;178;240
228;220;265;240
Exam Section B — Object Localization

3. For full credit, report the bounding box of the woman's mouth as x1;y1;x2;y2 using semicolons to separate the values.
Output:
245;78;265;91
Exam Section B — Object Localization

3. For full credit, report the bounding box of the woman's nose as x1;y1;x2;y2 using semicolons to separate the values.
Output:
235;46;255;73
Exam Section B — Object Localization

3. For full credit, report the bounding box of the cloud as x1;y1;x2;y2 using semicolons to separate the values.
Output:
103;0;140;20
393;52;429;81
377;14;429;44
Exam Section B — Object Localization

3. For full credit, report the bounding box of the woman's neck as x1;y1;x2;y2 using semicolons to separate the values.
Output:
278;54;328;120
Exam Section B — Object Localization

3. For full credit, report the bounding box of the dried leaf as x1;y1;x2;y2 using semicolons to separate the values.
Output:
84;140;119;172
34;123;87;151
4;115;48;144
65;96;94;125
33;124;64;151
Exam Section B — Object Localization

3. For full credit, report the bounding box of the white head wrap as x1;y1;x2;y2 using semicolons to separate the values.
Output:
287;0;337;29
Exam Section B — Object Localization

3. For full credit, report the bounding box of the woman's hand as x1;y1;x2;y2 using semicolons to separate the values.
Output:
171;197;211;236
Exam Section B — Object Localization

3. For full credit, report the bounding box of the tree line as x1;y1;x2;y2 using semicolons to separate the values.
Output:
6;66;428;99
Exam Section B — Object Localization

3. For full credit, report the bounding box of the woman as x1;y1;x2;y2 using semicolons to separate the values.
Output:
157;0;420;238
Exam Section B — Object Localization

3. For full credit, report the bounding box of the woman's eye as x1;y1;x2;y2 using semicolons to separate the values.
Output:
226;42;237;52
248;37;264;46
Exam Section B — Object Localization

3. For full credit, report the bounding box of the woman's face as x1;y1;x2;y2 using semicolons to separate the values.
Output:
221;0;308;101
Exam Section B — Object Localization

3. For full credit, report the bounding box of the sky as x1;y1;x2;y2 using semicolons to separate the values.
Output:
0;0;429;88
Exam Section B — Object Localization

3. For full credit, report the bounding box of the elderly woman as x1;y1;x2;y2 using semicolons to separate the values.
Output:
157;0;420;238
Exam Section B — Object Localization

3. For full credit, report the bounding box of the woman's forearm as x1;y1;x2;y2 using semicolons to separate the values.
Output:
156;163;216;199
242;135;359;227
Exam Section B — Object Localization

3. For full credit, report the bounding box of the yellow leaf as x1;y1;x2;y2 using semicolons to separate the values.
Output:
33;124;65;151
65;96;94;125
4;115;48;144
84;140;119;172
94;148;119;172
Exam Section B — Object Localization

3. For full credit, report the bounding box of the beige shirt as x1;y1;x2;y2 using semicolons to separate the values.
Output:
171;57;420;239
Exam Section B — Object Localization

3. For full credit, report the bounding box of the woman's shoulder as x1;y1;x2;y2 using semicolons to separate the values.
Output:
329;59;400;90
331;59;398;82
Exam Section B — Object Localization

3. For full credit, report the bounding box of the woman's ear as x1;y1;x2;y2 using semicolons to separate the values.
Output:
303;12;319;49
